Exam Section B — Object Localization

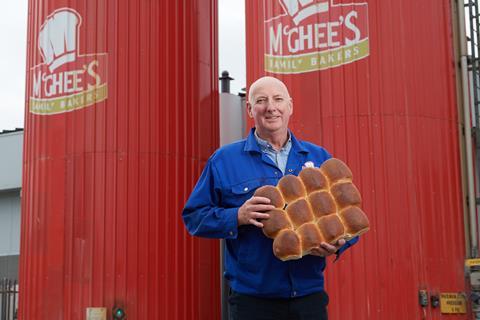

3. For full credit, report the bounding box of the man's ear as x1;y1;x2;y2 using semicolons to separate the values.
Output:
247;102;253;118
289;99;293;115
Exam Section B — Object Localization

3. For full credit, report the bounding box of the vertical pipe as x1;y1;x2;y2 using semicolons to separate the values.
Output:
469;0;479;127
458;0;479;257
6;280;9;320
475;0;480;126
13;280;17;320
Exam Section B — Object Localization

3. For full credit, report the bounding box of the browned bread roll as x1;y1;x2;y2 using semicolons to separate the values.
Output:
297;223;324;253
277;175;307;203
262;209;292;238
286;198;314;228
299;167;328;193
308;191;336;218
320;158;352;183
317;215;345;244
254;185;285;209
273;229;302;261
338;206;370;239
258;158;370;261
330;182;362;209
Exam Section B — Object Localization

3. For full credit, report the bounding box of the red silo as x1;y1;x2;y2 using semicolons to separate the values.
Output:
20;1;220;319
246;0;468;319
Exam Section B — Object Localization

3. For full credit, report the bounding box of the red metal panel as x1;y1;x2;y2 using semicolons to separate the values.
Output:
246;0;467;319
20;1;220;319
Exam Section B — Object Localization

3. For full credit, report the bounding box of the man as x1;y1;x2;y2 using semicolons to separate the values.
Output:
182;76;358;320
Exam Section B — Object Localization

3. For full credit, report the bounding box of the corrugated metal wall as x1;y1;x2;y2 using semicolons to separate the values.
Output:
20;1;220;319
246;0;467;319
0;191;21;258
0;132;23;190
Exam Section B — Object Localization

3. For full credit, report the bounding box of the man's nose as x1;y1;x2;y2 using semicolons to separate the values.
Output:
265;99;278;110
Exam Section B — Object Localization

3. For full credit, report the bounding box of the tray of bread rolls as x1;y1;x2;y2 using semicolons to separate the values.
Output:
254;158;370;261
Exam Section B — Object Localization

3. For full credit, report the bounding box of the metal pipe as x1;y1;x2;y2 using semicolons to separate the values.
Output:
457;0;478;257
475;0;480;123
220;70;234;93
469;0;480;127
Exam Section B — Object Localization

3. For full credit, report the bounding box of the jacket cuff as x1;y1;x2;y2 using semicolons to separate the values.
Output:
333;236;359;262
223;207;239;239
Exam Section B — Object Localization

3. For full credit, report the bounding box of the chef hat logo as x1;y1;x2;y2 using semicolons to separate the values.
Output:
38;9;81;72
279;0;329;25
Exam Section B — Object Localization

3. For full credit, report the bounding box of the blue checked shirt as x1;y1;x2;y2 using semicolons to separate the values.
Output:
254;129;292;175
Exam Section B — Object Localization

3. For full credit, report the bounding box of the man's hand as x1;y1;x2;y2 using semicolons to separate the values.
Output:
238;196;275;228
310;239;346;257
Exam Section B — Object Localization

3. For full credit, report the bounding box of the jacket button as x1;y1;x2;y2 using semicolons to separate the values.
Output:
274;171;278;175
288;169;293;172
243;187;249;192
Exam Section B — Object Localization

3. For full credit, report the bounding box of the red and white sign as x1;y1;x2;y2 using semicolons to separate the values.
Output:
264;0;369;73
30;8;108;115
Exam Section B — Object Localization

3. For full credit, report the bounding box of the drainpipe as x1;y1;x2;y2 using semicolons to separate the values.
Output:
457;0;478;258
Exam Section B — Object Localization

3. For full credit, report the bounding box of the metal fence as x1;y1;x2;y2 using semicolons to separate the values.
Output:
0;279;18;320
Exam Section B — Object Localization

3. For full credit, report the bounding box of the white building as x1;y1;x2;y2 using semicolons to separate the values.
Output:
0;129;22;280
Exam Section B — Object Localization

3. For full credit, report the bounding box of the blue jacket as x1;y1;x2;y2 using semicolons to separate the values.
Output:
182;129;358;298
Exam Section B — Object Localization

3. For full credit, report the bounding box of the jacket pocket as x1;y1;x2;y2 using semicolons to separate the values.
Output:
222;179;264;208
230;179;263;195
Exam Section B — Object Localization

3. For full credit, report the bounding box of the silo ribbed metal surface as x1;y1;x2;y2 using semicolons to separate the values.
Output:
246;0;467;319
20;1;220;319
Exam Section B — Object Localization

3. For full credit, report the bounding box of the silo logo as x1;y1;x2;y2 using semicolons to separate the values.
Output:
30;8;107;115
265;0;369;74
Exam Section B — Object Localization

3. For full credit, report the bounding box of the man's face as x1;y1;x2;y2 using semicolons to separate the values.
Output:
247;78;293;136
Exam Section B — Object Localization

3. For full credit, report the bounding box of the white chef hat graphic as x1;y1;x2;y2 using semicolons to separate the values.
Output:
279;0;329;25
38;8;81;72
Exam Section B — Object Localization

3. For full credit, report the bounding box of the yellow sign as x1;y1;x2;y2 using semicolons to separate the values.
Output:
466;258;480;267
265;39;370;74
440;293;466;314
86;308;107;320
30;84;108;115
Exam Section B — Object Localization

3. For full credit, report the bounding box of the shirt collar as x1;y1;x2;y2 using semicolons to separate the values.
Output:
244;128;309;154
254;129;291;152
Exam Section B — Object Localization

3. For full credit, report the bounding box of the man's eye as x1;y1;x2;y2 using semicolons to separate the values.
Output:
256;99;266;104
275;97;284;102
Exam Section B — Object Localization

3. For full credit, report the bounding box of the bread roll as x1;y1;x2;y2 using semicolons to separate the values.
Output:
277;175;307;203
254;185;285;209
330;182;362;209
299;167;328;193
317;215;345;244
338;206;370;239
285;198;314;228
255;158;370;261
262;208;292;239
308;191;336;218
320;158;352;183
297;223;324;253
273;229;302;261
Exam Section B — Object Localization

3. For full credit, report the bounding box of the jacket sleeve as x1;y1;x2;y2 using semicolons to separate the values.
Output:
334;236;359;262
182;159;239;239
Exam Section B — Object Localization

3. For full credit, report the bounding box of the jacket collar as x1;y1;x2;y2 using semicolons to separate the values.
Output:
243;128;309;154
